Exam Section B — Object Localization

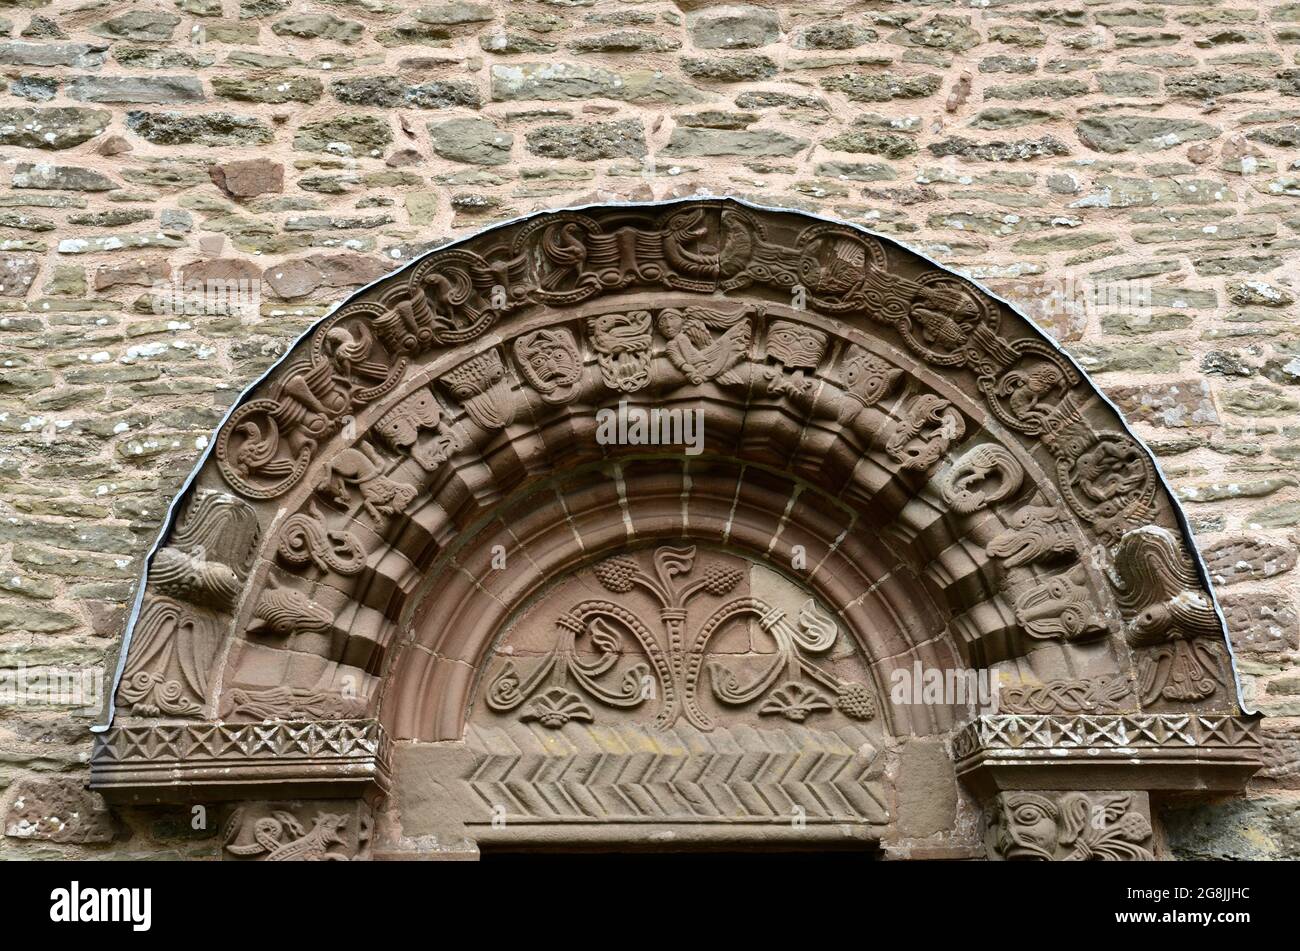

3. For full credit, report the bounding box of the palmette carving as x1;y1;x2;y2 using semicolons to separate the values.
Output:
439;349;514;430
104;202;1252;842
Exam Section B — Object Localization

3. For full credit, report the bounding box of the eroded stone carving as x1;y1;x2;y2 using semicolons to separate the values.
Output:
588;310;653;391
527;207;719;303
942;444;1024;514
513;327;583;403
223;686;367;721
1111;527;1225;704
374;387;460;470
657;304;753;386
119;490;260;717
247;578;333;638
837;344;902;423
990;791;1153;861
102;200;1255;850
440;349;514;430
763;319;827;396
886;394;965;471
1011;565;1105;641
318;441;417;522
999;676;1131;715
223;802;371;861
277;502;368;576
987;503;1076;568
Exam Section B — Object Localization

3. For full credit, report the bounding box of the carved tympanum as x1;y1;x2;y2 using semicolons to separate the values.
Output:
484;545;877;733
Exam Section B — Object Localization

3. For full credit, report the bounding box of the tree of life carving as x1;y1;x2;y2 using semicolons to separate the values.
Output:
483;545;877;732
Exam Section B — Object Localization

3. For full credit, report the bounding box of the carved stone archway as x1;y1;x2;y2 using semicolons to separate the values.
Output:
91;199;1260;861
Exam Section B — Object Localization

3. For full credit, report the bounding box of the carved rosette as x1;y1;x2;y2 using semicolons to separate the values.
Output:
95;200;1257;853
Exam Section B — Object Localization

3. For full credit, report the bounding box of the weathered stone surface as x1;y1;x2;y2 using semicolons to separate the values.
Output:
4;778;116;843
663;127;808;158
271;13;363;43
570;31;680;53
212;76;323;104
66;76;205;104
1107;379;1219;427
125;111;271;146
821;72;942;102
928;134;1070;161
0;42;107;68
0;0;1290;866
209;158;284;199
681;54;777;83
897;739;958;838
823;129;917;159
0;107;109;149
689;6;780;50
12;163;117;192
1163;798;1300;860
428;117;513;165
1204;537;1297;587
332;77;481;109
1076;115;1219;152
890;14;980;52
525;119;645;160
90;11;181;42
490;62;705;104
294;115;392;156
1221;591;1300;653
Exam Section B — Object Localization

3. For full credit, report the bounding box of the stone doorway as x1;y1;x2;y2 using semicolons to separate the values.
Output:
90;199;1260;860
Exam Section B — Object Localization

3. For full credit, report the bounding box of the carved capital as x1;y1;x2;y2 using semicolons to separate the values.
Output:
987;790;1153;861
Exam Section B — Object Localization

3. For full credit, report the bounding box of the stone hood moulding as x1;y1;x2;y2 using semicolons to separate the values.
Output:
89;198;1260;860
